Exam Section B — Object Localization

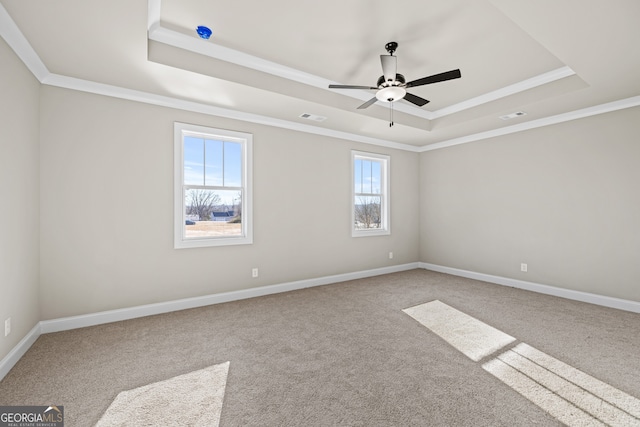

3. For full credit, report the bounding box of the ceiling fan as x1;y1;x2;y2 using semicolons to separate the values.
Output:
329;42;461;125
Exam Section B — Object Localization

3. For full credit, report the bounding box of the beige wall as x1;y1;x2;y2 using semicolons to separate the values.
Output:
0;38;40;360
3;29;639;363
420;107;640;302
38;86;420;320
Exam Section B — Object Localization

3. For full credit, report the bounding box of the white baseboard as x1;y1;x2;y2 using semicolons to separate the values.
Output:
0;262;418;381
4;260;637;381
39;262;420;334
0;323;41;381
419;262;640;314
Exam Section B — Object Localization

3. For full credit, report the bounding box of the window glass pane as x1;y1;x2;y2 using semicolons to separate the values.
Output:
184;189;243;238
354;159;362;193
354;195;381;230
205;139;223;186
184;136;204;185
362;160;372;193
371;161;381;194
355;158;382;195
223;141;242;187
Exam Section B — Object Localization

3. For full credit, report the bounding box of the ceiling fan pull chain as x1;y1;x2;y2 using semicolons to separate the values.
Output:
390;102;394;127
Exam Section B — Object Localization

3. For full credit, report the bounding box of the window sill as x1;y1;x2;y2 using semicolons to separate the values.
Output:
352;229;390;238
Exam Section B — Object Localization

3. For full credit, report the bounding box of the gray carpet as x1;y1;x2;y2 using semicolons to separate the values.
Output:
1;269;639;426
95;362;229;426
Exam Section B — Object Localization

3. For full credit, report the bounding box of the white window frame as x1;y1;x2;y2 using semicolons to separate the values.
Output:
351;150;390;237
174;122;253;248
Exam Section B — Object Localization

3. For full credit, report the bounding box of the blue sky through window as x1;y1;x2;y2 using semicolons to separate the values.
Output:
184;136;242;188
354;158;381;194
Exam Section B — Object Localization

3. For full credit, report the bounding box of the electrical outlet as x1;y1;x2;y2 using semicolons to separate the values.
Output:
252;268;259;278
389;252;394;259
521;263;528;272
4;318;10;337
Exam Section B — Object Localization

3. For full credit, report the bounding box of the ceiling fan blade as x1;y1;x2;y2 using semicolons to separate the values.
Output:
406;69;461;88
380;55;397;83
329;84;377;90
403;92;430;107
357;97;378;109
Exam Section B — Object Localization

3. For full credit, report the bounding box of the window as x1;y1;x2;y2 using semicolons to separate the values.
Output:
174;122;252;248
352;151;390;237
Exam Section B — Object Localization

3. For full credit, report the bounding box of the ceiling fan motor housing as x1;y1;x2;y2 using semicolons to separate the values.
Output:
377;74;406;87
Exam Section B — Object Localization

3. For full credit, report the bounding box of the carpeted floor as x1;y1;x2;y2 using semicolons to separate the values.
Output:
1;269;639;426
95;362;229;426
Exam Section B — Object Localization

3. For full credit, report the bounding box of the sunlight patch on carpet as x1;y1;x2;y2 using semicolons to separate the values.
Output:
403;300;515;361
95;361;230;427
484;344;640;426
403;300;640;426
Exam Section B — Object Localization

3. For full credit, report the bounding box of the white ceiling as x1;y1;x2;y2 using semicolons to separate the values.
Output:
1;0;639;150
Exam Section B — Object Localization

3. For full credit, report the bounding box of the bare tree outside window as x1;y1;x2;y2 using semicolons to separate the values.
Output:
230;191;242;223
355;196;381;229
187;189;221;221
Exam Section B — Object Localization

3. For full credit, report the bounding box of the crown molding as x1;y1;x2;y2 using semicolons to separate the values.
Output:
1;1;638;154
41;73;420;152
0;1;416;152
0;2;49;80
430;66;576;119
148;24;433;120
146;0;575;123
419;96;640;152
147;0;161;33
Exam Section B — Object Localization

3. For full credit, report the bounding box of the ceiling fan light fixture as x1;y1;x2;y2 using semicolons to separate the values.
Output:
376;86;406;103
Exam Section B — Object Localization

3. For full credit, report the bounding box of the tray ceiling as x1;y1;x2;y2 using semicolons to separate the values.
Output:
1;0;639;150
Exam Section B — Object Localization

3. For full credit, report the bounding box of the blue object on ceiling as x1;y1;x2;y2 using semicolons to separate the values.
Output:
196;26;212;39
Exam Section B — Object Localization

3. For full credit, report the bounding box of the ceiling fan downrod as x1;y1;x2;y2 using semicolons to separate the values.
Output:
384;44;398;127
